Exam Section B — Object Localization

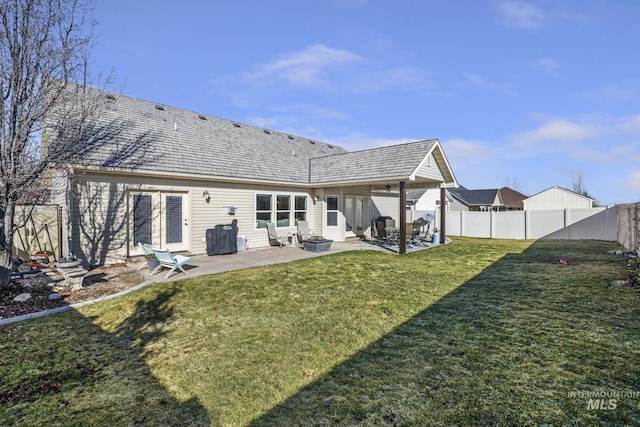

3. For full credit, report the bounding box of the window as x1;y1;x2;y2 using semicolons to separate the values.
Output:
326;195;338;226
256;194;272;229
133;194;152;245
294;195;307;223
276;195;291;227
256;193;309;229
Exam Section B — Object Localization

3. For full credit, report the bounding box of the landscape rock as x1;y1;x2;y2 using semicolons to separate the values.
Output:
13;293;32;302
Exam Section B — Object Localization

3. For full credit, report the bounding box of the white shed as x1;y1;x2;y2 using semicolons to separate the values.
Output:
523;186;594;210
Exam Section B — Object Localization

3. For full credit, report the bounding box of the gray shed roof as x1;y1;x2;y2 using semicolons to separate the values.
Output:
60;89;456;187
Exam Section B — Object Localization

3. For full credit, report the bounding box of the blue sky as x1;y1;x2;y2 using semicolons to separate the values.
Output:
91;0;640;205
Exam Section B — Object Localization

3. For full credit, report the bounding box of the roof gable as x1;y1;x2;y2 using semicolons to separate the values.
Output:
499;186;527;209
309;139;457;186
525;186;594;202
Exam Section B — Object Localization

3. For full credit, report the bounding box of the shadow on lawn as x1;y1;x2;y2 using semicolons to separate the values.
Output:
250;240;638;426
0;286;213;426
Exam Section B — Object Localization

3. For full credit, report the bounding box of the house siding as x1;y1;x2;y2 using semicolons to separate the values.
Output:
414;153;445;182
69;175;130;265
66;171;330;264
524;187;593;210
371;193;400;222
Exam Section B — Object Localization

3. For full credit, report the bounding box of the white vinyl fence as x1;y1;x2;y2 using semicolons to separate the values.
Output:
420;206;618;241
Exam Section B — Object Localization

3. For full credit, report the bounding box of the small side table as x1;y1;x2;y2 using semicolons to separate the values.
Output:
287;231;299;247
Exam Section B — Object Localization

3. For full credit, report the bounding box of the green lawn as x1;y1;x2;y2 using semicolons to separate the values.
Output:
1;238;638;426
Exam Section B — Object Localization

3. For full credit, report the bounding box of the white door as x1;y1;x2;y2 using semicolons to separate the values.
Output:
160;193;189;252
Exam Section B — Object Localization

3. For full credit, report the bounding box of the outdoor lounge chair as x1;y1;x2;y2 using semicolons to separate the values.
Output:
151;248;193;278
296;220;314;243
137;241;154;257
267;222;288;248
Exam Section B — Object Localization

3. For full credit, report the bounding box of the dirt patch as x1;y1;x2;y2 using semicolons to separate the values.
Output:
0;262;147;321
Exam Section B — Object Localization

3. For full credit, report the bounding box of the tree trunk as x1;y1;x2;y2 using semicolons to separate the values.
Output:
0;248;10;287
2;202;15;259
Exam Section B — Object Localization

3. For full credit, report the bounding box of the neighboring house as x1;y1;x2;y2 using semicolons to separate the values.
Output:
448;188;504;211
395;188;452;223
406;188;453;212
523;186;594;211
498;186;527;210
401;186;524;218
48;90;458;264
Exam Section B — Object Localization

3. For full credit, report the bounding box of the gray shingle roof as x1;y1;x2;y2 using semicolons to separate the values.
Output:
449;189;500;206
74;91;347;183
63;90;451;187
310;140;438;183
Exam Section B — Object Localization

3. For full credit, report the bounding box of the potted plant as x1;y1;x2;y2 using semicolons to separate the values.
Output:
145;253;159;270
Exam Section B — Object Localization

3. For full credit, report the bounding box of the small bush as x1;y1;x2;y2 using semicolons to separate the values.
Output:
625;255;640;287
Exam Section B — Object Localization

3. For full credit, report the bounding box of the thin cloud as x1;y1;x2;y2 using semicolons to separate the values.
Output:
620;114;640;131
511;119;600;149
354;66;435;94
534;56;562;77
585;82;637;102
216;43;433;101
242;44;364;87
625;170;640;192
461;73;513;94
441;138;492;165
249;105;353;130
509;114;640;168
494;1;546;30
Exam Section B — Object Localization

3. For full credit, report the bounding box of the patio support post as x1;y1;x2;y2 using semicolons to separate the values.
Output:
440;186;446;244
399;181;407;254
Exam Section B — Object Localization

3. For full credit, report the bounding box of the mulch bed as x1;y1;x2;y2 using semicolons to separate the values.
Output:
0;263;147;321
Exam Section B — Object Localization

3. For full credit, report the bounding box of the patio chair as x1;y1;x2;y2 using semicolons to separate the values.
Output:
151;248;193;278
137;241;154;256
296;220;314;243
267;222;288;248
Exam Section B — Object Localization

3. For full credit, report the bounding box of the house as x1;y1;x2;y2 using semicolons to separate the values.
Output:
448;188;503;211
397;186;524;223
48;90;458;264
406;188;453;212
523;186;594;211
499;186;527;210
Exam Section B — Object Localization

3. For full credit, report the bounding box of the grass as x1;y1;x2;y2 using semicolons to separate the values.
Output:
0;237;638;426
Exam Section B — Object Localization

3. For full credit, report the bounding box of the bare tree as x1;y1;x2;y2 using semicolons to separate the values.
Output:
0;0;105;267
571;170;591;198
503;177;527;194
